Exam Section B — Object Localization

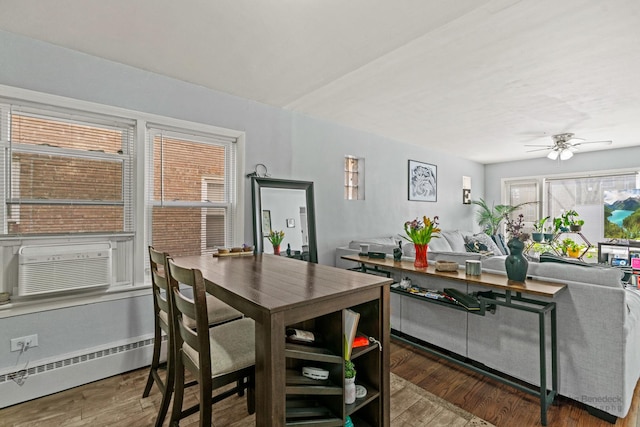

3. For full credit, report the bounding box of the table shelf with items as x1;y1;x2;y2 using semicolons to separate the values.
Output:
283;298;386;427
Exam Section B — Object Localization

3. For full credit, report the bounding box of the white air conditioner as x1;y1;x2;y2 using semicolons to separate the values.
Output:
18;242;113;296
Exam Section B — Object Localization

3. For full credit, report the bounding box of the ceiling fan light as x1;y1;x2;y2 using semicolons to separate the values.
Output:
547;150;559;160
560;149;574;160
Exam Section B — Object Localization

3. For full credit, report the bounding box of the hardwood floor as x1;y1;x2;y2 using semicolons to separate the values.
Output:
390;340;640;427
1;339;638;426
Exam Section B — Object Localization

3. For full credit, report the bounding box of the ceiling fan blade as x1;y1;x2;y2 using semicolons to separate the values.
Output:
524;144;554;148
526;147;553;153
572;140;613;147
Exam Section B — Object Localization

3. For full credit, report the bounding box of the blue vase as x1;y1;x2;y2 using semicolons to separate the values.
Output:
505;238;528;283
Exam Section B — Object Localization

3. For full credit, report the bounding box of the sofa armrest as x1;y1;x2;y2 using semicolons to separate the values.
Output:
335;247;361;269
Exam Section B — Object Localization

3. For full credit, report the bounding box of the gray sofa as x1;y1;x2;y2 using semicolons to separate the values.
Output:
334;230;501;270
387;255;640;420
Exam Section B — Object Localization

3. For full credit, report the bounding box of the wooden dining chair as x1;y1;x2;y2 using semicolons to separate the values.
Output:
142;247;244;427
167;258;255;427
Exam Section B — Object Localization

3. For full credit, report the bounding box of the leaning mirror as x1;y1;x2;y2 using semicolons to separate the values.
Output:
251;177;318;263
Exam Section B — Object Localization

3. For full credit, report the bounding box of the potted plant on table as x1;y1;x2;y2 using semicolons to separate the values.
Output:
402;215;441;269
344;359;357;404
267;230;285;255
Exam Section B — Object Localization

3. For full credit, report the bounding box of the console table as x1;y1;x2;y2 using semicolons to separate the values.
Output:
174;254;392;426
342;254;567;426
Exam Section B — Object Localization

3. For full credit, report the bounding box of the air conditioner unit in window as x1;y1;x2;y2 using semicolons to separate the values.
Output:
18;242;112;297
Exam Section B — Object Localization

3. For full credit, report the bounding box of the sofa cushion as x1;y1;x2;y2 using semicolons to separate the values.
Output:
491;234;510;255
441;230;467;253
480;255;506;271
532;255;624;288
426;235;452;252
466;233;502;256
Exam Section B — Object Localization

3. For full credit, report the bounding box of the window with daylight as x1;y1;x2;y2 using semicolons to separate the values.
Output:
0;104;134;235
147;126;237;257
505;171;639;243
505;179;539;226
345;156;365;200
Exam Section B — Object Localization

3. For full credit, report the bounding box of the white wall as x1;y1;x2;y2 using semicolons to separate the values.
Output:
291;114;485;263
0;28;486;402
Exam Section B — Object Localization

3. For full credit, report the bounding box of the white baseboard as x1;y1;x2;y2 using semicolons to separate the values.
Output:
0;336;164;409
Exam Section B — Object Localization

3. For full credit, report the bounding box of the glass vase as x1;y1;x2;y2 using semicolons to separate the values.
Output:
273;244;281;255
414;243;428;269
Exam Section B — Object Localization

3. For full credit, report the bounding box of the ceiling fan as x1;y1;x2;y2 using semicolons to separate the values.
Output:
525;133;613;160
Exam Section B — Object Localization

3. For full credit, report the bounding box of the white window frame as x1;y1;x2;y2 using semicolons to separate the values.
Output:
0;84;245;316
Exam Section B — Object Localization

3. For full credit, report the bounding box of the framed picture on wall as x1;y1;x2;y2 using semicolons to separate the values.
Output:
408;160;437;202
262;210;272;236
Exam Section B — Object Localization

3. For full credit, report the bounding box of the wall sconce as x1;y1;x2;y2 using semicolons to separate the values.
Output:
462;176;471;204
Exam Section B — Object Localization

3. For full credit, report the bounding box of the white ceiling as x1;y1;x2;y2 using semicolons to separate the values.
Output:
1;0;639;164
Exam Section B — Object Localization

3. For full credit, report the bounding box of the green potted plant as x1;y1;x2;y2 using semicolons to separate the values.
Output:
471;198;537;236
344;359;357;404
532;216;550;242
543;226;555;242
267;230;285;255
566;210;585;231
557;238;584;258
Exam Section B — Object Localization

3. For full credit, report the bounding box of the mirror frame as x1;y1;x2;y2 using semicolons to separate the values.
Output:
251;177;318;263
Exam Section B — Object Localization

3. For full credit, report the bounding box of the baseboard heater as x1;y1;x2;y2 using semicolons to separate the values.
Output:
18;242;113;296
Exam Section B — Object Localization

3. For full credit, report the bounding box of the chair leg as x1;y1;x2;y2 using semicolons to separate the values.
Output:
200;374;213;427
143;323;163;398
237;378;244;397
247;372;256;415
154;336;174;427
170;352;186;427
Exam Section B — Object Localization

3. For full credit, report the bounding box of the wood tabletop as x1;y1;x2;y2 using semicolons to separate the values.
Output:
341;254;567;298
172;254;393;313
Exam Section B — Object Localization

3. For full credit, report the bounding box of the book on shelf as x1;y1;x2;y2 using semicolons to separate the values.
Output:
344;308;360;360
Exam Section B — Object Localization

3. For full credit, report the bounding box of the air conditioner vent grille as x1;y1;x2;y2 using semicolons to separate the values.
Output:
18;242;112;296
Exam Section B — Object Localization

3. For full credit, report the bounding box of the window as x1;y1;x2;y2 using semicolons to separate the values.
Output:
545;172;638;242
147;127;237;257
0;104;134;235
504;171;639;242
505;179;539;226
345;156;364;200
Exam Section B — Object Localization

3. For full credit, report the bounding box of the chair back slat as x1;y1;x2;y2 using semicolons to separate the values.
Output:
148;246;172;326
172;289;202;352
151;269;171;316
167;259;212;375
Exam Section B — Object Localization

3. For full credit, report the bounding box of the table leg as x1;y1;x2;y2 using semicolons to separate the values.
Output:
255;311;286;426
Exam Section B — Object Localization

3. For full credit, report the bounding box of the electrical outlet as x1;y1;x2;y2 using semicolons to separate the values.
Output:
10;334;38;352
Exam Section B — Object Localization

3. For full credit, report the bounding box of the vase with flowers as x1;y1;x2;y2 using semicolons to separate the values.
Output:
504;213;529;284
267;230;285;255
402;215;441;268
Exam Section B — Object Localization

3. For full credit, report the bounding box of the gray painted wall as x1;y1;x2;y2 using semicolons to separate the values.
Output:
0;29;484;388
484;146;640;205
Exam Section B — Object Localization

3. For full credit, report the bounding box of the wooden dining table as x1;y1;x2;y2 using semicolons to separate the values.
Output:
172;253;392;426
